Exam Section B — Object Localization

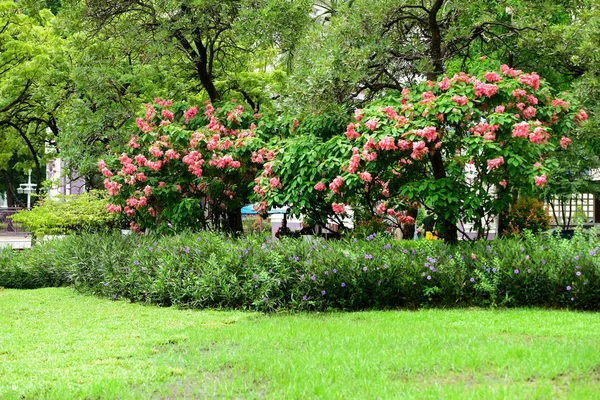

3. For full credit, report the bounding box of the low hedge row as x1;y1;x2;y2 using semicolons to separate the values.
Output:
1;230;599;310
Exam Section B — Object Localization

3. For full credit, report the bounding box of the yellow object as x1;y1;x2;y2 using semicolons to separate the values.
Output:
425;232;438;240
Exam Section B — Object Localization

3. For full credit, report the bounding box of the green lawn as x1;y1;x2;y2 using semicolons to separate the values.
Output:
1;288;600;399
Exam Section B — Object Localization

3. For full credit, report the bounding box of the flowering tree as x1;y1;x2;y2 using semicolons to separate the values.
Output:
321;65;586;243
99;99;264;234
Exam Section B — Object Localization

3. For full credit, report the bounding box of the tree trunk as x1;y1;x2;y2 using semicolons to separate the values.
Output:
430;151;458;244
224;208;244;236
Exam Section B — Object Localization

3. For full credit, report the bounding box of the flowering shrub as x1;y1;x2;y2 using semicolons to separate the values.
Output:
2;230;599;311
293;65;586;242
99;99;265;234
504;197;551;236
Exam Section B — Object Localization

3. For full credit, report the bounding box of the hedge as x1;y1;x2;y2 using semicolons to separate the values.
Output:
1;230;599;311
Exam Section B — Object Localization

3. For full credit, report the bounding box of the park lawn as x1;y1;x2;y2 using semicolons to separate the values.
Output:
1;288;600;399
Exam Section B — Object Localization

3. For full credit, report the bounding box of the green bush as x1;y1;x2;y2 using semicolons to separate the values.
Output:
1;230;599;311
10;191;119;237
505;197;551;236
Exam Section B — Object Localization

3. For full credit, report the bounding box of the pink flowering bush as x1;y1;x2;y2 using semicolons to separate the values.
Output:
99;99;264;233
324;65;585;242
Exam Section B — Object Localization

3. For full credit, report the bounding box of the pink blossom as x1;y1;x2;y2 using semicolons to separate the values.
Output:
414;127;438;142
410;140;428;160
354;109;363;122
451;95;468;106
135;155;147;166
384;106;399;120
473;80;499;98
359;171;372;183
148;207;156;217
512;122;529;138
144;105;155;122
560;136;572;149
574;109;588;123
269;177;282;190
121;163;137;175
397;140;412;151
183;106;198;124
526;95;538;105
377;136;397;151
551;98;569;109
143;185;152;196
534;174;547;187
204;103;215;116
396;115;409;127
130;221;140;232
329;176;344;193
165;149;180;160
522;106;536;119
499;180;507;188
128;135;140;149
438;77;451;90
346;123;360;140
332;203;345;215
519;72;540;90
529;127;547;144
483;71;502;83
136;118;152;133
348;152;361;173
150;146;164;158
500;64;521;78
533;162;542;169
106;204;122;214
100;167;113;178
365;118;379;131
487;156;504;170
314;182;326;191
104;179;122;197
176;185;182;191
161;109;174;120
420;91;436;104
399;215;415;225
266;150;275;161
158;181;165;188
495;105;505;113
146;161;162;171
376;202;386;215
135;173;147;182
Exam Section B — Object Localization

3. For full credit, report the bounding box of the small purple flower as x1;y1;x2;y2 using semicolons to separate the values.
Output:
321;290;326;295
378;280;381;285
584;280;588;285
196;237;201;241
575;265;580;269
363;267;368;272
520;247;525;252
566;286;571;291
470;277;475;282
324;271;329;275
268;269;273;273
514;269;519;274
185;247;190;254
542;259;546;265
113;294;117;300
448;255;453;260
383;264;388;269
429;266;436;272
365;254;373;260
333;269;337;273
427;275;432;280
525;255;530;260
311;275;316;281
341;282;346;287
576;271;581;276
254;284;258;288
590;250;597;256
403;249;408;254
571;297;574;301
244;249;248;255
575;255;580;261
300;274;305;279
133;260;140;265
302;295;307;300
253;274;258;279
149;247;153;252
383;244;391;250
527;269;531;274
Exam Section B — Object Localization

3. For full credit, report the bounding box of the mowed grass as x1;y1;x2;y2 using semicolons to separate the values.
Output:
1;289;600;399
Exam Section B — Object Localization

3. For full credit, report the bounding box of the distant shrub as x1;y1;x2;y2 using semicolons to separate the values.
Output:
10;191;119;237
2;229;599;310
505;197;551;236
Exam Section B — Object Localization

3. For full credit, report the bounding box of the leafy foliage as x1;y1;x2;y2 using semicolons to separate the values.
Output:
2;231;599;311
9;192;118;236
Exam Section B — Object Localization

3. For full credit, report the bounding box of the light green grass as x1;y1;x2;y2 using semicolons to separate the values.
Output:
1;288;600;399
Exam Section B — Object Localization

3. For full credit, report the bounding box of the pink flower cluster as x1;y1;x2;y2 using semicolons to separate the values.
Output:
519;72;540;90
414;127;438;142
314;182;326;191
98;159;113;178
104;179;122;197
364;118;379;131
470;122;499;141
359;171;372;183
346;123;360;140
483;71;502;83
411;141;428;160
376;136;397;151
512;122;529;138
487;156;504;170
529;127;548;145
208;155;241;169
182;151;204;177
438;77;451;91
348;148;361;173
473;80;499;98
534;174;547;187
183;106;198;124
329;176;344;193
106;203;122;213
451;95;468;106
332;202;345;215
560;136;572;149
500;64;522;78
